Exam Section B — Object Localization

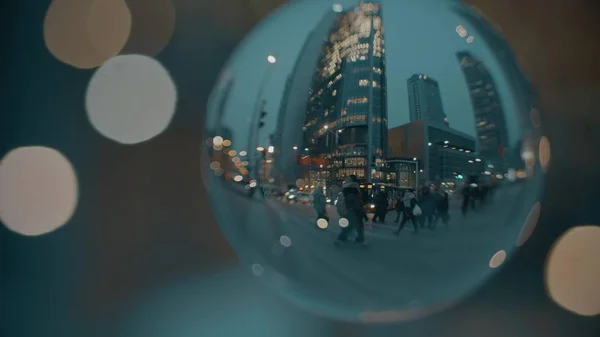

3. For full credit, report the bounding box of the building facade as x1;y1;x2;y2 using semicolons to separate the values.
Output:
385;158;418;189
271;9;338;188
453;2;537;130
303;1;388;183
388;120;484;184
456;51;510;173
407;73;447;126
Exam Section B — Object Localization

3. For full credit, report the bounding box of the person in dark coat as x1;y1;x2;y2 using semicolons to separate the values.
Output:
394;188;419;234
419;187;436;230
394;192;405;222
311;182;328;223
434;189;450;227
336;175;367;244
461;183;471;216
372;192;388;224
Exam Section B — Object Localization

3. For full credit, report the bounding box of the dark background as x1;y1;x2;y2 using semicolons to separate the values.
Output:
1;0;599;336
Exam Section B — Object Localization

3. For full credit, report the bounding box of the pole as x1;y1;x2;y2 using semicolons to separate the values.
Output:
416;160;419;190
248;66;273;180
366;17;375;183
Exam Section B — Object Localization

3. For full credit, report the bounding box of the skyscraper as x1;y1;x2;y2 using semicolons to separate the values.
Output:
271;9;338;187
453;2;537;129
456;51;509;171
303;1;387;182
407;74;446;126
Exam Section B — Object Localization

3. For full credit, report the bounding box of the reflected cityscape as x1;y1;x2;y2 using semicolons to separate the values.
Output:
203;0;542;321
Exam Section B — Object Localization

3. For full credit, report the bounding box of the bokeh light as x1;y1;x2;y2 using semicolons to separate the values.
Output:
44;0;131;69
489;250;507;268
516;202;541;247
251;263;265;276
212;136;223;146
316;218;328;229
85;54;177;144
280;235;292;247
538;136;551;172
120;0;176;56
86;0;132;59
545;225;600;316
339;218;349;228
0;146;78;236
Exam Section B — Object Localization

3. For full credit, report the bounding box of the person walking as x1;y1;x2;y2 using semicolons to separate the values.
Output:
394;188;419;235
419;187;436;230
372;192;388;224
311;182;328;225
335;175;367;245
434;188;450;227
394;192;405;223
461;183;471;216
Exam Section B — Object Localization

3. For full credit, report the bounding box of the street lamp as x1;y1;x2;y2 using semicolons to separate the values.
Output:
267;55;277;63
293;146;297;150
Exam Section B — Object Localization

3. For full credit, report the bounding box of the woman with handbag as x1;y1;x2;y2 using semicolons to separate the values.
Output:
394;188;420;235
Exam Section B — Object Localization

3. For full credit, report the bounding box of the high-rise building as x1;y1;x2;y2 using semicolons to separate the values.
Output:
302;1;388;183
456;50;509;172
453;3;537;130
271;9;338;188
407;74;446;126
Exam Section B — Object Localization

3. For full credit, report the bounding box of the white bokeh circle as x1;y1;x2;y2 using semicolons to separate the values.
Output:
85;54;177;144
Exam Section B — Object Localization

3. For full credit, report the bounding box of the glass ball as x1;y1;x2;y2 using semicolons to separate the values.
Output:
203;0;544;322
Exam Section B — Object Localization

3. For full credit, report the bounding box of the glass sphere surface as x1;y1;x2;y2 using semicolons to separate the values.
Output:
203;0;544;322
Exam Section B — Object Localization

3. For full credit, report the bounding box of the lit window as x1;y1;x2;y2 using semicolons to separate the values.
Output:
332;89;337;96
358;79;369;86
347;97;368;105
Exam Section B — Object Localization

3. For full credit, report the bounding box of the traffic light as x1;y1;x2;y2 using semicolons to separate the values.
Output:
258;103;267;129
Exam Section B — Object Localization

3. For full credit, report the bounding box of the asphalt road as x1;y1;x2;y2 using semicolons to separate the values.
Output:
209;178;534;319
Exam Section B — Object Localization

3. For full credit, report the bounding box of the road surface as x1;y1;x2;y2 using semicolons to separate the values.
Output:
208;178;535;319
